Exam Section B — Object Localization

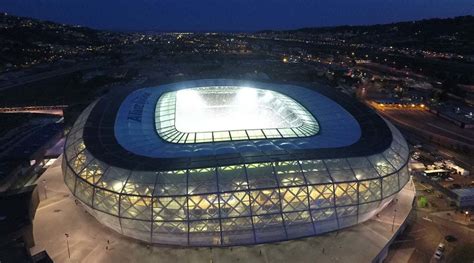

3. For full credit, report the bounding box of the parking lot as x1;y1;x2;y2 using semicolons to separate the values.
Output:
410;146;473;193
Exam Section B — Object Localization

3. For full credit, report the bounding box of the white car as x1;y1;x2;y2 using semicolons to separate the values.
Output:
434;243;445;260
445;177;455;182
437;243;445;252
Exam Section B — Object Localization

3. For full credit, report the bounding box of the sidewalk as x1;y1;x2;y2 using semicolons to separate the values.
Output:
431;211;474;226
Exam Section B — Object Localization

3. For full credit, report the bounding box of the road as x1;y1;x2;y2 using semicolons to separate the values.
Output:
387;209;474;263
356;62;429;82
370;108;474;172
378;109;474;146
0;106;67;116
385;180;474;263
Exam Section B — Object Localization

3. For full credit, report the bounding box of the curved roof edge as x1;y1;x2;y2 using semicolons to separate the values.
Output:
81;79;393;170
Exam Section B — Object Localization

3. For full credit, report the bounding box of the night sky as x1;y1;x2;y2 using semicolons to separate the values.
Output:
2;0;473;31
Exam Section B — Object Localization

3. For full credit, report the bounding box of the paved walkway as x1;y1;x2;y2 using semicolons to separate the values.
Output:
431;211;474;227
31;157;416;263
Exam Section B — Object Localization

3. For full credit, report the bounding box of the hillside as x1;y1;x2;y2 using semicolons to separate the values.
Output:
0;13;122;71
268;16;474;55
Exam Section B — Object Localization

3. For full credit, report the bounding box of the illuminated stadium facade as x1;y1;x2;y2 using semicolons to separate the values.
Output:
62;79;410;246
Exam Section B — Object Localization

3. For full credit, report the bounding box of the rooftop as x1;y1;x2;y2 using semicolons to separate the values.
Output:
82;80;392;170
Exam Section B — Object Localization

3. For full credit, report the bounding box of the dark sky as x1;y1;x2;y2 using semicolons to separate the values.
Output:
2;0;473;31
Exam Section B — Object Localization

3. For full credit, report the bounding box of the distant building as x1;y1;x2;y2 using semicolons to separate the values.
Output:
0;119;63;192
452;188;474;208
0;114;61;262
373;98;426;109
430;103;474;129
444;161;470;176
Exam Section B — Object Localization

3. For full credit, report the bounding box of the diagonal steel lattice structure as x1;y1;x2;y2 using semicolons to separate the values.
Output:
62;79;410;246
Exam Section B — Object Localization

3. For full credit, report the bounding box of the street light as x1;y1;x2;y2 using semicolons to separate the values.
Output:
65;233;71;259
391;209;397;232
42;179;47;199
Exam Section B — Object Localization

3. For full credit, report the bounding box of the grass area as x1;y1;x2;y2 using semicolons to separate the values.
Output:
448;243;474;263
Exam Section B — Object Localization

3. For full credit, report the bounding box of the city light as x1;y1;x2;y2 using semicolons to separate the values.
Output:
3;9;473;262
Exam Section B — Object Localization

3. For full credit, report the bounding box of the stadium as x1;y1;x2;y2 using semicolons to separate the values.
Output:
62;79;410;246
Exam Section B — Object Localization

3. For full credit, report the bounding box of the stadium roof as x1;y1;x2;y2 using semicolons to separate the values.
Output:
83;79;392;170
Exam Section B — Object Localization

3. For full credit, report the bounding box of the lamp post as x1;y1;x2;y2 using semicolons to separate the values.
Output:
65;233;71;259
42;179;47;199
391;209;397;232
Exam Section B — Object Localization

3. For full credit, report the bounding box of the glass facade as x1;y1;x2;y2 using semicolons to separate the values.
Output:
63;102;410;246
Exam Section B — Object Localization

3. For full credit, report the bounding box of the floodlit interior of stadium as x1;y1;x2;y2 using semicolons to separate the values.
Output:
156;86;319;143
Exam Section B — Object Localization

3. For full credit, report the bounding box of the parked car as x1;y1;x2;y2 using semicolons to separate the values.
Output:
445;177;454;182
437;243;445;252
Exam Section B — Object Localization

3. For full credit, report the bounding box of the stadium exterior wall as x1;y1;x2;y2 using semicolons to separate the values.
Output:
62;80;411;246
